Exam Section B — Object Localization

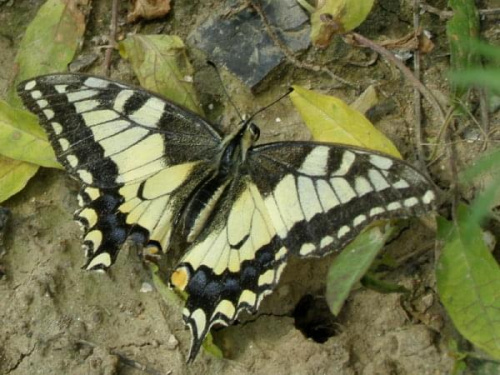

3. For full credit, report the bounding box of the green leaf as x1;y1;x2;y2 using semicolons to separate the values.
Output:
361;273;409;295
460;147;500;183
465;182;500;238
290;85;401;158
310;0;374;48
201;330;224;359
0;155;38;203
450;69;500;92
326;224;396;315
119;35;204;115
149;262;185;306
446;0;480;98
7;0;90;107
459;148;500;236
0;100;61;169
465;41;500;61
437;205;500;360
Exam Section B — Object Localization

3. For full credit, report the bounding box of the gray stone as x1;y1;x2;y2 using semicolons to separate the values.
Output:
188;0;310;88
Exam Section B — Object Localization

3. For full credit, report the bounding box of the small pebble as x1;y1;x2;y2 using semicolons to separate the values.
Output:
140;282;154;293
166;334;179;350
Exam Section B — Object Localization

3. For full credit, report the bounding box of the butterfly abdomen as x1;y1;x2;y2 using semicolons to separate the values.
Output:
177;172;232;244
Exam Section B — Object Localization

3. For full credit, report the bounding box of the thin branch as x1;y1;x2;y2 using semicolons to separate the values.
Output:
249;0;358;89
103;0;119;77
446;120;460;225
412;0;429;176
429;107;455;162
480;8;500;16
347;32;446;123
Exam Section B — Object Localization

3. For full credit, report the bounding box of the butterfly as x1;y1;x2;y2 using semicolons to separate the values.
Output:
18;74;436;361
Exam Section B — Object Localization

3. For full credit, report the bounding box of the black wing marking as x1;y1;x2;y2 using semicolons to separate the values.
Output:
17;74;221;269
17;74;221;187
170;176;287;361
248;142;436;258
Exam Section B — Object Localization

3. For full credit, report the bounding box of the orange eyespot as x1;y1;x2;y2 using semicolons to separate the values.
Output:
145;245;160;255
170;266;189;291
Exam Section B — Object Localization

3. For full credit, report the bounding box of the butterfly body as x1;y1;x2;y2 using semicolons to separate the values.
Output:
18;74;436;361
173;120;258;248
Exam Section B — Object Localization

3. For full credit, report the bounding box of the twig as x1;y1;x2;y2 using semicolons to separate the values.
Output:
347;32;446;123
429;107;455;162
480;8;500;16
249;0;358;89
446;120;460;224
420;3;500;19
412;0;429;176
103;0;119;77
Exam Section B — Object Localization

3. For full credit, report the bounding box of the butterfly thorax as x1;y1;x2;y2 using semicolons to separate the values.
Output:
174;121;260;245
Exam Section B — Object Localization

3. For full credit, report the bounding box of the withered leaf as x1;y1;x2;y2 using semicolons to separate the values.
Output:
127;0;171;23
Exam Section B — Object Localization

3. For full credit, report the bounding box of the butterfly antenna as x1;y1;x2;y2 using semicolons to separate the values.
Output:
207;61;244;121
246;87;294;123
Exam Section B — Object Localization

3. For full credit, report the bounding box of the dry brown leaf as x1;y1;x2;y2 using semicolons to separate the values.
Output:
127;0;171;23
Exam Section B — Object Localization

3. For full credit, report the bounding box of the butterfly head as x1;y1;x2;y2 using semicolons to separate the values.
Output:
245;121;260;142
219;120;261;167
237;120;260;160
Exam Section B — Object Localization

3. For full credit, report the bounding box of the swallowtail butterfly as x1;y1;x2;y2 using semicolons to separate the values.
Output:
18;74;436;361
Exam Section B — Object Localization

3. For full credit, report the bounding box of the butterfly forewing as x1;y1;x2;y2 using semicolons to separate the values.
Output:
249;142;436;258
18;74;221;182
18;74;221;269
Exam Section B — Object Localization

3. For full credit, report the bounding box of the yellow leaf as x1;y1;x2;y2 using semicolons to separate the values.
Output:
0;155;38;203
310;0;374;48
0;100;61;169
290;85;401;158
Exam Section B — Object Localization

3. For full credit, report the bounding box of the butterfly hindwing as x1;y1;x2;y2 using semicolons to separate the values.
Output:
170;176;287;361
18;74;221;269
74;161;213;269
249;142;436;258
